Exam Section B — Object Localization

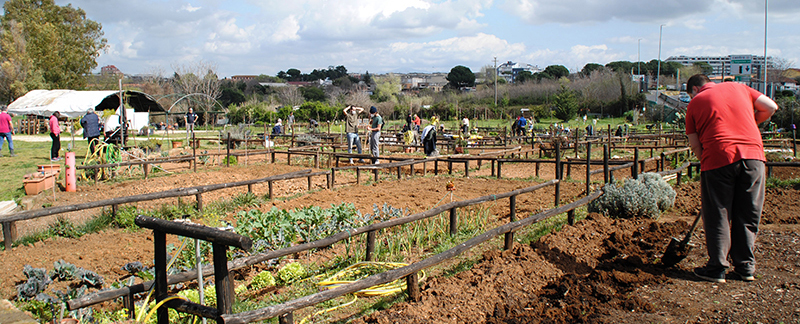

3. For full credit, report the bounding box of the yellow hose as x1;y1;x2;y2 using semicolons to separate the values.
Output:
300;261;426;323
141;295;189;324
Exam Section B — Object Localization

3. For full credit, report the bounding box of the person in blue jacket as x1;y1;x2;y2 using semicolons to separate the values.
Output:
80;108;101;155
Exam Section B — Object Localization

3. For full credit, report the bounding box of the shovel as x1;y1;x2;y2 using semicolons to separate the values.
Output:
661;211;702;267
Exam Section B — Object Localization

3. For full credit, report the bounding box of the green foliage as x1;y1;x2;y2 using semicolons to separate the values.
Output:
50;259;79;281
235;203;360;253
446;65;476;89
581;63;606;76
277;262;307;285
553;84;579;121
0;0;107;101
296;101;339;121
222;155;238;165
250;270;276;290
588;173;676;219
227;100;278;124
48;216;84;238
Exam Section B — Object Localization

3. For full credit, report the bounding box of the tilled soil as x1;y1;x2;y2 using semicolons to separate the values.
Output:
2;156;799;323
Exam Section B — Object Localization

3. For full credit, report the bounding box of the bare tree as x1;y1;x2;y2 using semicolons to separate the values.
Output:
171;61;222;119
277;86;304;108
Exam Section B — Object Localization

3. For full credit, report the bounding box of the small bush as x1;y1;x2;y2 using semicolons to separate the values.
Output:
222;155;238;165
588;173;676;219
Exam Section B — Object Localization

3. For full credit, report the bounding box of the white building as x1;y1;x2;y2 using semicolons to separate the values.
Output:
666;55;773;79
497;61;542;83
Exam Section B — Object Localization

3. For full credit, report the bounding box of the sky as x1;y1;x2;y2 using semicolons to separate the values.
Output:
40;0;800;77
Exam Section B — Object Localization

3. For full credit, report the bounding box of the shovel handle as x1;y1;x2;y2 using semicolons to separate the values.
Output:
681;211;702;245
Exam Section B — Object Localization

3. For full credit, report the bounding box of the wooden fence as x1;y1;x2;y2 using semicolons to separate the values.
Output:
1;169;330;250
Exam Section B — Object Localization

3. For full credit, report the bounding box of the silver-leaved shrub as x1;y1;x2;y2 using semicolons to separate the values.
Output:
588;173;676;219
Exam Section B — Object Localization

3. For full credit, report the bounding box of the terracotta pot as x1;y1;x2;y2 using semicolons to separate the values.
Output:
171;140;183;148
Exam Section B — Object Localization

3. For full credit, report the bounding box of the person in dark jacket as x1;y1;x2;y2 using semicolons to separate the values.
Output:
80;108;101;155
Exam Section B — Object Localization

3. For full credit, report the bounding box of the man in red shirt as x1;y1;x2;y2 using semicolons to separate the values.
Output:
685;74;778;283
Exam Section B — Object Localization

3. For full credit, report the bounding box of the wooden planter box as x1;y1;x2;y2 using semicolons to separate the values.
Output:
23;171;58;195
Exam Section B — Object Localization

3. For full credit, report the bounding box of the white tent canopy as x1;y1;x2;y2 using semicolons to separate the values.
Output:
7;89;165;118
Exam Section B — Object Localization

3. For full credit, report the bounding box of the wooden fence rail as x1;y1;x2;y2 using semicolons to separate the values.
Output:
1;169;329;249
67;180;560;311
221;188;603;324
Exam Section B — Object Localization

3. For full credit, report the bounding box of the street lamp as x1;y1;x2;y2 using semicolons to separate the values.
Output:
656;24;665;123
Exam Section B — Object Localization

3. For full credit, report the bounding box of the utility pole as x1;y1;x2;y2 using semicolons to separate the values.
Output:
637;38;642;75
763;0;769;96
656;24;665;123
494;57;498;107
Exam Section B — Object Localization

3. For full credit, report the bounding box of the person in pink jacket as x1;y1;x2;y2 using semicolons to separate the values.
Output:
49;111;61;161
0;106;15;156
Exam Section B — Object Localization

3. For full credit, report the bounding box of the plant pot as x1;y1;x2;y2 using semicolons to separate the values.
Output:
23;171;58;195
454;146;464;154
38;164;61;174
171;140;183;148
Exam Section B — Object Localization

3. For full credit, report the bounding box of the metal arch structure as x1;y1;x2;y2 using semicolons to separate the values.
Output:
165;93;227;113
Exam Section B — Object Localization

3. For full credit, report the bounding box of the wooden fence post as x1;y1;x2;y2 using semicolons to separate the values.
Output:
307;176;312;190
504;195;516;250
567;210;575;226
603;144;609;183
154;230;169;324
268;181;273;200
356;168;361;184
3;221;15;250
192;132;197;173
632;147;639;180
279;312;293;324
226;133;231;167
497;161;502;179
449;207;457;236
213;243;234;316
491;159;495;177
434;160;439;175
373;169;378;182
196;194;203;212
555;146;561;207
247;184;253;194
585;141;591;196
406;272;420;302
365;230;376;261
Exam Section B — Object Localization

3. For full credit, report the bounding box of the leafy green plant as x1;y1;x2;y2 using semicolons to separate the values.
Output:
277;262;307;285
222;155;238;165
78;269;104;287
50;260;79;281
250;270;276;290
588;172;676;219
48;216;83;238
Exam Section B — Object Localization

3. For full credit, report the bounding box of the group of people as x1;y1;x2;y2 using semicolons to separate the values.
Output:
343;105;386;164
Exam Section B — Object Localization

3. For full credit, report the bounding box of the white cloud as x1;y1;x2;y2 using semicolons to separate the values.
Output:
500;0;706;24
181;4;201;12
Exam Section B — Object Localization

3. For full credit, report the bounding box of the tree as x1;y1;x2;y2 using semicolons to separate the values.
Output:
581;63;605;77
553;83;579;121
171;61;222;121
543;65;570;79
605;61;634;73
692;62;713;75
0;0;106;100
373;73;401;103
300;86;326;102
515;71;536;83
446;65;476;89
0;21;46;101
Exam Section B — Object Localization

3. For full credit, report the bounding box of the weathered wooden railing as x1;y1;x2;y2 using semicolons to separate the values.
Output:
221;187;604;324
1;169;329;249
67;180;563;313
